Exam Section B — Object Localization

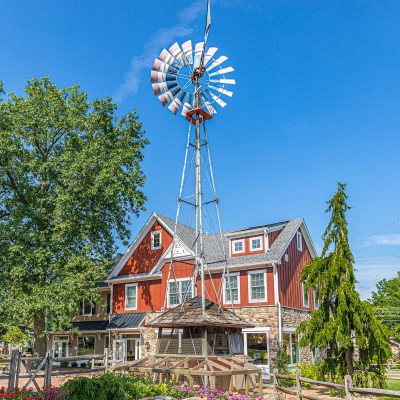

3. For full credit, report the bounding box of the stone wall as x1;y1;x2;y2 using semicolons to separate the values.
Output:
234;305;280;365
142;313;162;359
281;307;312;364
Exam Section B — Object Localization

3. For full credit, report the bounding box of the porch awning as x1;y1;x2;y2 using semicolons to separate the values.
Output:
71;321;109;332
107;313;146;330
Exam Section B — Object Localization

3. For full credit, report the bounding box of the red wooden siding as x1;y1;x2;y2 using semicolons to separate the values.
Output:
278;230;315;310
268;229;282;248
118;222;173;276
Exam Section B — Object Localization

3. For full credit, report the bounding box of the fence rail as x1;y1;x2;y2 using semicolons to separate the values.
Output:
272;369;400;400
3;349;110;391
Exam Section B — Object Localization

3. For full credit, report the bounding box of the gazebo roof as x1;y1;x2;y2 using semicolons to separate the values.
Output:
146;296;253;329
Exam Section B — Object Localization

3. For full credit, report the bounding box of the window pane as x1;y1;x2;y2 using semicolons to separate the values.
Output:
181;280;192;301
234;241;243;252
246;333;268;365
126;286;137;308
152;232;161;249
169;282;179;306
83;301;92;315
250;273;265;300
225;275;239;302
292;334;299;364
78;336;95;356
251;238;261;249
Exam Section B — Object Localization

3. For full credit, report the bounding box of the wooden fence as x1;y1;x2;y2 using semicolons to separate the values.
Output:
1;349;110;391
272;369;400;399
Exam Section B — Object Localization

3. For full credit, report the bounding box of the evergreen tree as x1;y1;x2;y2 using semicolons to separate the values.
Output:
298;182;391;387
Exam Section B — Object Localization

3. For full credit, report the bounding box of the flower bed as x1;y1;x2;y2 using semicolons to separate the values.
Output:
0;375;262;400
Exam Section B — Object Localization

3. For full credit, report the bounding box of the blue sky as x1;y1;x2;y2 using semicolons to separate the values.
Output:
1;0;400;299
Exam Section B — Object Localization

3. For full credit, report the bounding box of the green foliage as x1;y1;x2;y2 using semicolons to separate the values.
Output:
121;375;175;400
298;182;391;388
370;272;400;340
297;363;323;382
61;373;125;400
71;362;78;368
60;360;69;368
1;325;29;347
276;346;294;387
0;77;148;353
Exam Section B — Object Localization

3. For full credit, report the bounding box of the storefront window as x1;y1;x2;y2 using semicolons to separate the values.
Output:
282;331;299;365
77;336;95;356
246;333;268;365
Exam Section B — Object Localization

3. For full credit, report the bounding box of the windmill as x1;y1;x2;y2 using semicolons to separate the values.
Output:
132;2;262;392
150;0;236;313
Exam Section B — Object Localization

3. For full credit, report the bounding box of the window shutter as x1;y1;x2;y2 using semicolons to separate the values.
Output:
107;293;111;314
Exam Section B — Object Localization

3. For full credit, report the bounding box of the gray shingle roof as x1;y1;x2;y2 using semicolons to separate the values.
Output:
70;321;109;332
107;313;146;330
157;214;303;268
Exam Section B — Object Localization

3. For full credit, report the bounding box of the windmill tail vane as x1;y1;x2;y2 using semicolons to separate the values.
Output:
150;0;236;313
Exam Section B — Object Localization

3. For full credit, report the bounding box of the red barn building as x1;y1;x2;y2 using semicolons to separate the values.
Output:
104;212;318;375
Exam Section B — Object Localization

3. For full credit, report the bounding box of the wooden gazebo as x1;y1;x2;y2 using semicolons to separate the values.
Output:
127;296;263;394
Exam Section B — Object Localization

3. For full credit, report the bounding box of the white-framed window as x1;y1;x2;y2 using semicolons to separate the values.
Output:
248;270;267;302
125;283;138;310
223;273;240;304
313;287;320;309
80;299;95;316
168;278;193;307
77;336;95;356
282;330;299;365
232;239;245;254
250;236;263;252
151;230;162;250
296;232;303;251
302;283;309;308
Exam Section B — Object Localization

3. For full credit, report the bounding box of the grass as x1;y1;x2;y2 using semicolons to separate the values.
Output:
381;379;400;400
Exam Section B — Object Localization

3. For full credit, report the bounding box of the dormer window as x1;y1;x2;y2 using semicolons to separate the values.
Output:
151;230;162;250
232;239;244;254
250;236;263;251
296;232;302;251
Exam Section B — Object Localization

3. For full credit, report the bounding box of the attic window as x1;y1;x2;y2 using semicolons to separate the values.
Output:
232;239;244;254
151;230;162;250
296;232;302;251
250;236;263;251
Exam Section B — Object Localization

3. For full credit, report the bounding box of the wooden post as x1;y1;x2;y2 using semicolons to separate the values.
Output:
296;369;303;400
104;348;109;373
244;372;250;396
344;375;355;400
15;350;21;388
8;349;19;390
258;371;263;394
44;352;53;388
273;368;278;393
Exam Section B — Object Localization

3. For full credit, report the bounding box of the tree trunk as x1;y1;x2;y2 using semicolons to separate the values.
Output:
345;347;355;377
33;318;47;357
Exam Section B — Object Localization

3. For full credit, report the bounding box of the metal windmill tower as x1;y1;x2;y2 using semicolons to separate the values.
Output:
150;0;236;313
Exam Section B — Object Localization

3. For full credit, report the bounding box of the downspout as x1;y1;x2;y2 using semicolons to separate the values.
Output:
273;263;282;344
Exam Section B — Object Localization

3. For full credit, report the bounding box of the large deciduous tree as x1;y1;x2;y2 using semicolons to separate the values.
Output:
0;77;148;355
370;272;400;340
298;182;391;387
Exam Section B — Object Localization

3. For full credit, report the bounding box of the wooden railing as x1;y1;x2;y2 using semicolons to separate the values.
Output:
1;349;110;390
272;369;400;400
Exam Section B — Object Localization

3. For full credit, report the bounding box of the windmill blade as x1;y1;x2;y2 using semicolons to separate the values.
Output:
158;86;180;106
159;48;182;69
152;81;178;95
181;40;193;64
204;47;218;66
210;78;236;85
193;42;204;69
169;42;186;66
206;56;228;72
205;89;227;107
151;71;177;83
153;59;179;74
208;84;234;97
181;93;193;116
208;66;234;77
201;94;217;115
168;90;185;115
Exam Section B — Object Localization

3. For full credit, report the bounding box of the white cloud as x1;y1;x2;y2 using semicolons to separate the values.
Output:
113;0;205;102
365;233;400;247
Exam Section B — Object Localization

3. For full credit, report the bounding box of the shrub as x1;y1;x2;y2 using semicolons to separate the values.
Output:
60;360;69;368
71;361;78;367
0;386;66;399
61;373;125;400
276;346;294;387
80;362;87;368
